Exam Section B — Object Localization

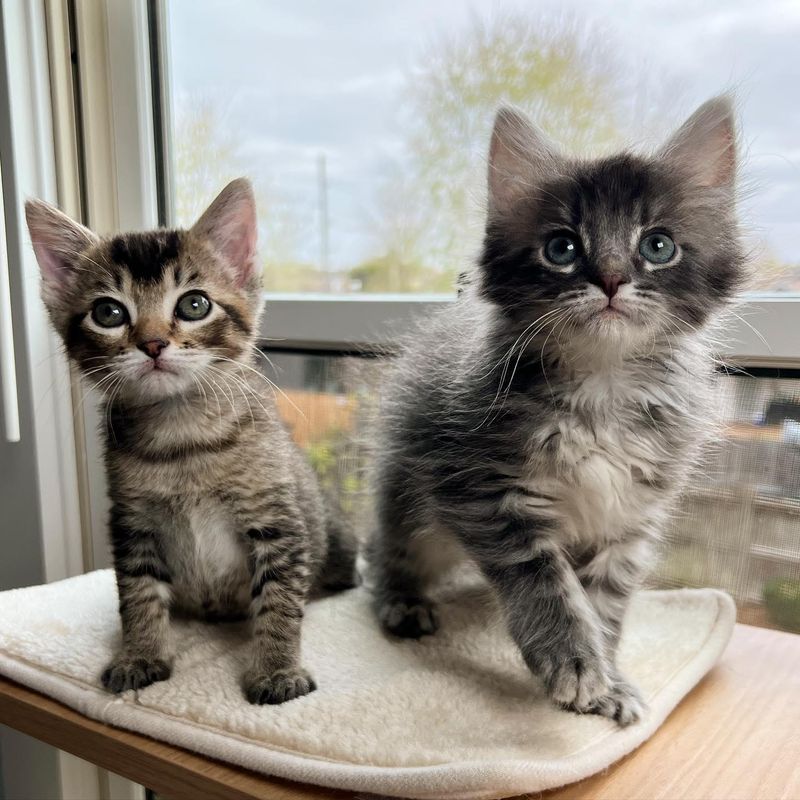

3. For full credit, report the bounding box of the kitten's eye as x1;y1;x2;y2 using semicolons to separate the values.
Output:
175;291;211;321
544;234;580;268
91;298;128;328
639;232;676;265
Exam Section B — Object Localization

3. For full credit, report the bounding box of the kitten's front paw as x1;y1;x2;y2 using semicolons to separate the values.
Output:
101;656;171;693
378;597;438;638
243;668;317;705
544;654;612;711
586;676;647;727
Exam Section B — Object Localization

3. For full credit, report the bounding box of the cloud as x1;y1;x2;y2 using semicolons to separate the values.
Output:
165;0;800;266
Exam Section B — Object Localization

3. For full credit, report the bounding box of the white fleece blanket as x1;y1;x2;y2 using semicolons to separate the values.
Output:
0;571;734;800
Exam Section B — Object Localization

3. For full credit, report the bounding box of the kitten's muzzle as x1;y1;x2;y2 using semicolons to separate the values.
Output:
138;338;168;359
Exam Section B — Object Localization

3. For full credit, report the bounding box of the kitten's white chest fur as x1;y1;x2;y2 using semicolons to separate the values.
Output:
163;497;251;614
551;421;662;545
186;501;243;577
524;368;677;548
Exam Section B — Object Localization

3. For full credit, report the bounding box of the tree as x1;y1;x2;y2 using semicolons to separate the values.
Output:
172;100;241;227
172;98;312;291
363;12;627;290
748;249;798;292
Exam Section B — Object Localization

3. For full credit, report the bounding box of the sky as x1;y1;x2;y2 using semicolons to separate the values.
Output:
166;0;800;279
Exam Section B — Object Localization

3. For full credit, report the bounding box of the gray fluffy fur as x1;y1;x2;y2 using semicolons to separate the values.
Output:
365;97;746;726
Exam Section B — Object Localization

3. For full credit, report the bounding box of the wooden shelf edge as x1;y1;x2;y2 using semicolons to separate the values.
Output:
0;677;345;800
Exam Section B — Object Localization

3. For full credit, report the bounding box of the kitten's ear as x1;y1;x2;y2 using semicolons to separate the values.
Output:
191;178;257;286
488;106;559;216
660;96;737;189
25;199;98;301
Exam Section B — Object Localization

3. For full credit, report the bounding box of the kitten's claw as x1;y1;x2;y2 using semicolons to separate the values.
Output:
101;656;171;693
243;668;317;705
585;677;647;727
379;598;438;638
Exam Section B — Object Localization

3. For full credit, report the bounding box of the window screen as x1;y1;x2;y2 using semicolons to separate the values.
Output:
264;350;800;633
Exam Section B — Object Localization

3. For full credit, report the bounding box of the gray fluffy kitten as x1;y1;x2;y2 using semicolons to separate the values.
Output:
26;180;356;704
366;97;745;726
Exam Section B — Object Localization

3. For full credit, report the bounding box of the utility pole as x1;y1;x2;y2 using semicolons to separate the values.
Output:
316;153;331;291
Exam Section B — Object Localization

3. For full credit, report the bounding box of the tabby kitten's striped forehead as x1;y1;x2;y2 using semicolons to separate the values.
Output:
26;178;262;404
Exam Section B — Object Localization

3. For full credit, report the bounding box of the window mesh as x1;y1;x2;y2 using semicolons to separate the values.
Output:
265;351;800;634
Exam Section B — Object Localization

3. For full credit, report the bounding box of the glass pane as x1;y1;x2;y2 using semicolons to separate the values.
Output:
264;350;800;633
163;1;800;295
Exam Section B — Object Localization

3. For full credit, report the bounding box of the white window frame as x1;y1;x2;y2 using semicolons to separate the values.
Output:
259;294;800;367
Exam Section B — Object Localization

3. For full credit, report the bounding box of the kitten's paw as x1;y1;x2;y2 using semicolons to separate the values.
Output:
101;656;171;693
545;655;612;711
243;668;317;705
586;677;647;727
378;597;438;638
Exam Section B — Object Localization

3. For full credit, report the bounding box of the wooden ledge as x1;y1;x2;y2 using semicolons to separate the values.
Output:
0;624;798;800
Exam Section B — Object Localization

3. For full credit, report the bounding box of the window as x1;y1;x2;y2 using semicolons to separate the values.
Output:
155;0;800;634
67;0;800;631
162;0;800;296
266;353;800;633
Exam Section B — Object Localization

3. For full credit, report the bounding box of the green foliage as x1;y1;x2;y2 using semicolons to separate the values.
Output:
305;426;368;516
307;439;335;476
348;252;454;294
763;578;800;632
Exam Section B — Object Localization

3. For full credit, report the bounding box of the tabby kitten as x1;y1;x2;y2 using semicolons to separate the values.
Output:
26;179;355;704
366;97;744;726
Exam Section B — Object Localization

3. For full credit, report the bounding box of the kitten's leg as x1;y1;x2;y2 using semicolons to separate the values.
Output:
242;524;315;705
446;491;614;713
316;514;358;593
575;538;652;726
368;525;443;638
481;541;613;714
367;473;446;638
102;516;172;693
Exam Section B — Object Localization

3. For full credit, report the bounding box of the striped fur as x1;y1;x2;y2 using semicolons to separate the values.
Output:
365;98;746;726
26;179;356;704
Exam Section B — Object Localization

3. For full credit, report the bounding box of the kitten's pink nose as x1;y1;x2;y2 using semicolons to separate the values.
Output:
600;275;628;299
138;338;168;359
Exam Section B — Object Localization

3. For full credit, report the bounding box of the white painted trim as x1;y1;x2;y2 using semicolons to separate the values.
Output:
0;157;20;442
716;297;800;367
1;1;100;796
101;770;147;800
259;294;800;364
260;294;451;352
105;0;158;231
58;752;102;800
4;0;84;583
72;0;158;234
72;0;161;573
65;4;156;796
45;0;100;576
